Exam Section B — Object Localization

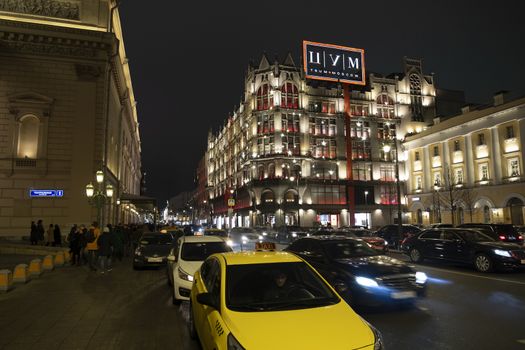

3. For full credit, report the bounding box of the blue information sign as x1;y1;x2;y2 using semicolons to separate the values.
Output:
29;189;64;198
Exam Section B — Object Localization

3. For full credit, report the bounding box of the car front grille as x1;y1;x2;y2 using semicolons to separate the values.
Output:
377;274;416;290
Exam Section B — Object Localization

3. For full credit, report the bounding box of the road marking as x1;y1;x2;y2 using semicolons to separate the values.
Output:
421;265;525;286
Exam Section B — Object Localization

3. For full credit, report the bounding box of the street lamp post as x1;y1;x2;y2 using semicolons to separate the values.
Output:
85;170;113;229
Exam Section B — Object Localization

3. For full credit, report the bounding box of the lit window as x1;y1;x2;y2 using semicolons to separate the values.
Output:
256;84;273;110
17;115;40;159
376;94;395;119
508;158;520;177
281;82;299;109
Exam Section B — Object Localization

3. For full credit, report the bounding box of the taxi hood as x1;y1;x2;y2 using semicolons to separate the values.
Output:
223;302;375;349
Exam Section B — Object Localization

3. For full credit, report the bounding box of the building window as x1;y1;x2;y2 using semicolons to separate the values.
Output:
415;176;422;190
311;138;336;159
376;94;395;119
454;140;461;152
433;146;439;157
17;115;40;159
268;163;275;178
281;82;299;109
257;136;274;155
282;135;300;156
415;151;420;161
350;104;369;116
308;101;335;113
379;165;395;181
508;158;520;177
257;114;274;133
352;163;371;181
380;185;397;205
256;84;273;110
311;185;346;205
282;113;300;133
478;133;485;145
409;74;423;122
351;140;371;160
350;121;370;139
377;122;396;140
455;168;464;184
479;163;489;180
309;117;336;136
506;126;515;139
433;172;442;187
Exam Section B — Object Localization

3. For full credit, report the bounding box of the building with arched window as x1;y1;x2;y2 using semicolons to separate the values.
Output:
202;54;459;229
0;1;143;237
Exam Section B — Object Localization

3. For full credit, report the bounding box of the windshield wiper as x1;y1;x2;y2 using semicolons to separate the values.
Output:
265;297;339;310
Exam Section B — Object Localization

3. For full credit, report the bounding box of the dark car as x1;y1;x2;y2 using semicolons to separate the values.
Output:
401;228;525;272
456;223;523;244
133;232;174;269
275;225;309;243
375;224;421;249
285;236;427;307
342;228;389;253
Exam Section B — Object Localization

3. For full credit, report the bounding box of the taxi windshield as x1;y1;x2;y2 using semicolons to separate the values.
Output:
323;240;379;259
181;242;232;261
226;262;340;312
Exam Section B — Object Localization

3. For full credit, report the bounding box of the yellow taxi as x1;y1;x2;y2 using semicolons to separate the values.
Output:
189;242;383;350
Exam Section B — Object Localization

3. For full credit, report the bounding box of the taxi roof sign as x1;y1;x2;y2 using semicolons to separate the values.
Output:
255;242;276;251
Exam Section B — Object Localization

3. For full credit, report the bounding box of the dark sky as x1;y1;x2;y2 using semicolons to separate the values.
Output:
118;1;525;206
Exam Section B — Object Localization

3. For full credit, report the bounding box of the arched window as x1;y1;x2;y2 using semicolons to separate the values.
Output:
256;84;273;110
417;209;423;224
258;165;265;180
281;82;299;109
268;163;275;178
284;190;299;203
376;94;395;119
261;190;275;203
409;74;423;121
292;164;301;178
17;115;40;158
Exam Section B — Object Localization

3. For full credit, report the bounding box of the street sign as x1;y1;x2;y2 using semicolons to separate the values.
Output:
227;198;235;207
303;40;365;85
29;189;64;198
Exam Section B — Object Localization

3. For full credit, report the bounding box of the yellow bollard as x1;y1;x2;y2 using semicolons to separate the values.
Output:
54;252;64;267
0;269;13;292
63;250;71;263
29;259;43;277
42;255;54;271
13;264;30;284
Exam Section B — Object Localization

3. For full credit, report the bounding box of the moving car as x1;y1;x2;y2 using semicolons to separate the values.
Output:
189;242;384;350
375;224;421;249
285;236;427;307
133;232;174;269
228;227;262;243
401;228;525;272
274;225;309;243
456;223;523;244
167;235;232;304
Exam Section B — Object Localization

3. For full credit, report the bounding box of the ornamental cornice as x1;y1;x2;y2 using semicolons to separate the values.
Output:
0;18;109;40
0;0;80;21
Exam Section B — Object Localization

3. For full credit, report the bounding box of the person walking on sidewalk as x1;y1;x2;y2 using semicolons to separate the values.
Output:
86;222;101;271
69;226;82;266
53;224;62;247
36;220;45;245
79;225;88;265
30;221;38;245
97;227;113;274
46;224;54;246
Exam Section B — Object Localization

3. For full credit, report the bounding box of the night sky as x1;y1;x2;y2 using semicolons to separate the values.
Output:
118;1;525;206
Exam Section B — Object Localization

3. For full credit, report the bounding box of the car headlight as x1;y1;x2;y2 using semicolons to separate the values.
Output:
355;276;379;287
227;333;245;350
134;248;142;256
292;233;297;237
226;239;234;246
241;235;247;241
384;240;388;245
178;267;194;282
493;249;511;257
262;232;267;236
258;235;263;240
415;271;427;284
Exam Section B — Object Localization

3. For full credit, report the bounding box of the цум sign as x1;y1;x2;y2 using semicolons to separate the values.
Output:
303;40;365;85
29;189;64;198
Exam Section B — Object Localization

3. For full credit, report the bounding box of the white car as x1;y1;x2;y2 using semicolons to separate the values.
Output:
167;235;232;304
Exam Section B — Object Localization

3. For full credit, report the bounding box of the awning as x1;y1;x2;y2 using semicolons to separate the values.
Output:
119;193;157;211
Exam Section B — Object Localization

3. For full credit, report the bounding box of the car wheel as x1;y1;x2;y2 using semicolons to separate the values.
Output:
474;253;493;272
409;248;423;263
188;300;197;339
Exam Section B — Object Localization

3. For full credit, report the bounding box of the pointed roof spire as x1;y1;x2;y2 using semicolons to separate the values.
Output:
258;53;270;70
283;52;296;66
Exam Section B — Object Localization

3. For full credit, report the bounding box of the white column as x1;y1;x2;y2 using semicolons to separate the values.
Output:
423;146;431;192
464;134;474;186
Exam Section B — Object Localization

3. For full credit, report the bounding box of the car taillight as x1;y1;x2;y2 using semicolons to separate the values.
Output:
498;235;506;241
518;235;523;240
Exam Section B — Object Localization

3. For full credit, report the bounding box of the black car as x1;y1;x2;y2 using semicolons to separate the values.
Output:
456;223;523;244
133;232;174;269
375;224;421;249
285;236;427;307
401;228;525;272
274;225;309;243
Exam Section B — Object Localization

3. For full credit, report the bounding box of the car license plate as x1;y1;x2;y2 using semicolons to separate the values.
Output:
391;291;417;299
148;257;162;262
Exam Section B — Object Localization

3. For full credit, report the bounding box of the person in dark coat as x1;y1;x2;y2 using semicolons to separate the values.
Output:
97;227;113;274
36;220;45;245
53;224;62;247
69;227;82;265
30;221;38;245
111;225;124;262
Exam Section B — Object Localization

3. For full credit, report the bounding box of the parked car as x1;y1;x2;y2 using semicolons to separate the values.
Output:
167;235;232;304
189;242;384;349
285;236;427;307
375;224;421;249
133;232;174;269
456;223;523;244
427;223;454;229
341;228;389;253
401;228;525;272
275;225;309;243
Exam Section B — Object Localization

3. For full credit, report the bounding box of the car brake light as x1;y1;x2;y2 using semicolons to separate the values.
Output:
518;235;523;240
498;235;506;240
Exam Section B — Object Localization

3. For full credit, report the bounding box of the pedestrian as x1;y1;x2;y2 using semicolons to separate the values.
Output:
53;224;62;247
79;225;88;265
111;224;124;262
36;220;45;245
30;221;38;245
86;221;101;271
97;227;113;274
69;226;82;265
46;224;54;246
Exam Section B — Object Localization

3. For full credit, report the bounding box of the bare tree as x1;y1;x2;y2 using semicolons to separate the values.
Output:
436;164;464;225
459;187;477;223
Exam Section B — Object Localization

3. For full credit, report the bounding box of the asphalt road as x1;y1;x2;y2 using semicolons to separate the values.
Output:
1;252;524;350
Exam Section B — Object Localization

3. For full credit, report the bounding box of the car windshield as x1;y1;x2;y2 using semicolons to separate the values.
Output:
140;235;172;245
226;262;340;312
323;240;379;259
181;242;232;261
458;230;496;242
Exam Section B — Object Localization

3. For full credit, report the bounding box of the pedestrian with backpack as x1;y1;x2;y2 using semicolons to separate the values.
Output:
86;221;100;271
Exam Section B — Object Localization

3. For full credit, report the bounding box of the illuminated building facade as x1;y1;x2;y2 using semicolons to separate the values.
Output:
0;0;142;237
205;54;446;229
404;93;525;226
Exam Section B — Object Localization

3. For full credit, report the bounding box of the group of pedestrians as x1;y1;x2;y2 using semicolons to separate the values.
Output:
29;220;62;246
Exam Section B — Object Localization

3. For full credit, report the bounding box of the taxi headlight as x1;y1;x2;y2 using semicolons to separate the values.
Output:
415;271;427;284
493;249;511;257
355;276;379;287
178;267;194;282
227;333;245;350
226;239;234;247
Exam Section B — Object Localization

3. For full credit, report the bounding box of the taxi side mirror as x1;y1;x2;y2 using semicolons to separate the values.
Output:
196;292;218;309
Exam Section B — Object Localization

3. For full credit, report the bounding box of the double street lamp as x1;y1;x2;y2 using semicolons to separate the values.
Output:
85;170;113;228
